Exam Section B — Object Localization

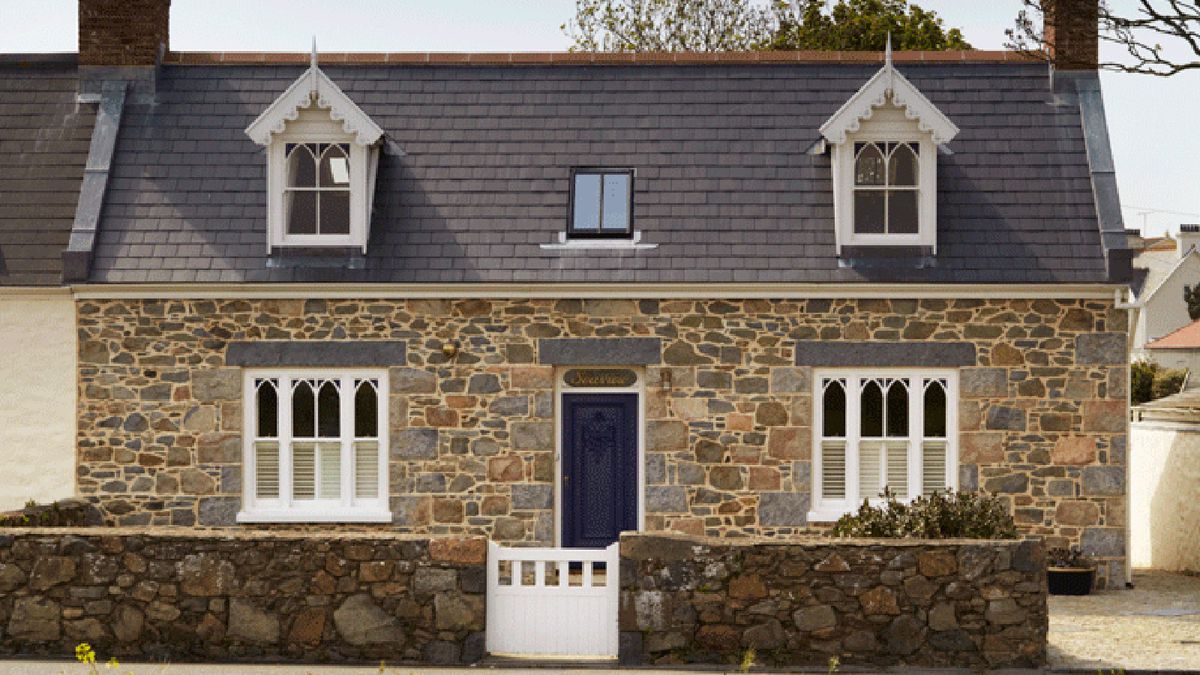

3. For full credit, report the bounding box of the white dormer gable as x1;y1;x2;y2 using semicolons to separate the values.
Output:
820;42;958;255
245;46;384;253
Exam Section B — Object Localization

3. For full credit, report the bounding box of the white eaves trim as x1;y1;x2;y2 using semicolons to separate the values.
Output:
819;60;959;146
70;282;1128;301
245;62;384;147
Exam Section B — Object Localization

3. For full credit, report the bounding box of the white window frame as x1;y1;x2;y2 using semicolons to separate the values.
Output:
809;369;958;523
832;132;937;253
267;125;373;251
237;368;390;523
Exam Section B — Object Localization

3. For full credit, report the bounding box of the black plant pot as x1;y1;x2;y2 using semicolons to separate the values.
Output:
1048;567;1095;595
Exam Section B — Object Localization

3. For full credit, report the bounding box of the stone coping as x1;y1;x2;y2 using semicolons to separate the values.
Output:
0;528;1025;548
620;531;1025;549
0;526;484;543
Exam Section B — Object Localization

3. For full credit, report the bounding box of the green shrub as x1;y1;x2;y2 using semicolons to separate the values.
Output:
830;489;1018;539
1152;368;1187;400
1132;359;1188;404
1132;360;1156;405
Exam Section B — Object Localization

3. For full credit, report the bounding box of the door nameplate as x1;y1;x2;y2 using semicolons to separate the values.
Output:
563;368;637;388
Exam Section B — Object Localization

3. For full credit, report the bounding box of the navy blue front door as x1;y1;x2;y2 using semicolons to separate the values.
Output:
561;393;639;548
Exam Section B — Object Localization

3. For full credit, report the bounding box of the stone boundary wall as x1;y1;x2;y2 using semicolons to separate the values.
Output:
0;529;486;665
618;533;1047;669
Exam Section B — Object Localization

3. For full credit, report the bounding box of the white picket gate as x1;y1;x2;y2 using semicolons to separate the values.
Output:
485;541;620;659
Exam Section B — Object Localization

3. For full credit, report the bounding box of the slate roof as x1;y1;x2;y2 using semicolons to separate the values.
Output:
0;59;94;286
77;60;1116;284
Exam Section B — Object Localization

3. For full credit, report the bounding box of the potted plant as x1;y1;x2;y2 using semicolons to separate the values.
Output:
1046;547;1096;595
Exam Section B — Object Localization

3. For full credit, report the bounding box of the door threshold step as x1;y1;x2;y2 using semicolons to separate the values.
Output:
480;655;618;669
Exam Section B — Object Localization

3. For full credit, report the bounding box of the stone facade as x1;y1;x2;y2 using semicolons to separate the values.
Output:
0;529;486;664
619;533;1047;669
76;297;1128;585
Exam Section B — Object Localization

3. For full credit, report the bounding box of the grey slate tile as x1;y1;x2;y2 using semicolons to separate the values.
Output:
61;61;1114;285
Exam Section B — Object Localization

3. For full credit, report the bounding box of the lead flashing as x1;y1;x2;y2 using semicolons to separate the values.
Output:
1066;71;1134;284
63;80;126;283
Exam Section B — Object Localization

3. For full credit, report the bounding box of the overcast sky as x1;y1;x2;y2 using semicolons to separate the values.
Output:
4;0;1196;237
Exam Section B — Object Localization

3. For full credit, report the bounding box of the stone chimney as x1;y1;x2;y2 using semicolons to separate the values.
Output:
79;0;171;67
1043;0;1098;71
1179;224;1200;258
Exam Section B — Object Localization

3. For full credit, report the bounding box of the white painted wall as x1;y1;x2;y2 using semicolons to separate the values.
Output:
0;292;76;510
1134;253;1200;350
1141;349;1200;381
1130;420;1200;571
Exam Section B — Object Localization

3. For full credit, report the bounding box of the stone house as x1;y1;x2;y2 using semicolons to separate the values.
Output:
2;0;1133;590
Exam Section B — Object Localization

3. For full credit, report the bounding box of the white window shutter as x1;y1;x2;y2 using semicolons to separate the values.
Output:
255;441;279;499
821;440;846;499
859;441;881;500
318;442;341;499
293;442;316;500
355;441;380;499
886;442;908;499
922;440;947;495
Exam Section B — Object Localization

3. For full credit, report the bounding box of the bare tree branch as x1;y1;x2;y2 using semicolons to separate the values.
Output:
1007;0;1200;76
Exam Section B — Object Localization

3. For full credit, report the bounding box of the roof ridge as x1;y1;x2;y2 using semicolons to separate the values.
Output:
162;49;1040;66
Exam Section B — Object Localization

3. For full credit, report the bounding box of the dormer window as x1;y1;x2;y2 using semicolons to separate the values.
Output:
853;141;919;235
245;53;384;253
819;49;958;255
284;142;351;237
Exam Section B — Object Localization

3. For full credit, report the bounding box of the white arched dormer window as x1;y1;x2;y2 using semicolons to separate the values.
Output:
245;52;384;252
820;48;958;255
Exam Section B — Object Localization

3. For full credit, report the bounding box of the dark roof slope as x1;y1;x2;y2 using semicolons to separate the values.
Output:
0;60;94;286
91;61;1110;284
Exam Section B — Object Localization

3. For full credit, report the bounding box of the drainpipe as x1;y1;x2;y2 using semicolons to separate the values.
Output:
1115;286;1139;588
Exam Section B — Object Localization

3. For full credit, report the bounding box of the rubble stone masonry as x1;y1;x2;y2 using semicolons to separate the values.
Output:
75;297;1129;586
0;529;487;664
619;533;1047;669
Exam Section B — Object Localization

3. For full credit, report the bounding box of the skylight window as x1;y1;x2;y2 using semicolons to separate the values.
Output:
569;169;634;238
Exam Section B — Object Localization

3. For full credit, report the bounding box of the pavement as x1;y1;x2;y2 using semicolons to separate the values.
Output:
1048;568;1200;671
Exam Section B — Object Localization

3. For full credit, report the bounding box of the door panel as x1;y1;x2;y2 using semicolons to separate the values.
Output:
562;393;639;548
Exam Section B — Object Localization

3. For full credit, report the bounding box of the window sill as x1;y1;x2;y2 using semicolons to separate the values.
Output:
236;509;393;524
807;509;852;524
539;231;658;250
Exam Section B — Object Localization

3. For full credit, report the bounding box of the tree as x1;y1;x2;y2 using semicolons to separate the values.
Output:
1184;284;1200;319
1008;1;1200;76
563;0;774;52
563;0;971;53
765;0;970;51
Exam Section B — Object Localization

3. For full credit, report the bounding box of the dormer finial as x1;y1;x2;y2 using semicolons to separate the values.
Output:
311;36;318;70
885;32;893;68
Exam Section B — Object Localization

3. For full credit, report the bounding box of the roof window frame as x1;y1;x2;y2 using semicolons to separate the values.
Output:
567;167;636;240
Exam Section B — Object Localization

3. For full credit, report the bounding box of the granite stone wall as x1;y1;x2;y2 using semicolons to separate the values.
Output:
618;533;1047;669
0;529;486;664
75;297;1129;586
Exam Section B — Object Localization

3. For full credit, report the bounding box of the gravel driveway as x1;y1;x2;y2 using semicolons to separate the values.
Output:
1050;569;1200;671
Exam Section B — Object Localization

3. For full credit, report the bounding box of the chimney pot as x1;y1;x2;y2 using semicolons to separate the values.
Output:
1044;0;1099;71
79;0;170;67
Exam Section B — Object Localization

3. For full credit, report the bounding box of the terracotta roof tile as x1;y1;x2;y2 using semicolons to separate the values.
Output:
1146;318;1200;349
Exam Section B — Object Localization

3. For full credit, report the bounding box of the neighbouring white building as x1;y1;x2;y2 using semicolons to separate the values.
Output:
1132;225;1200;361
1131;390;1200;572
